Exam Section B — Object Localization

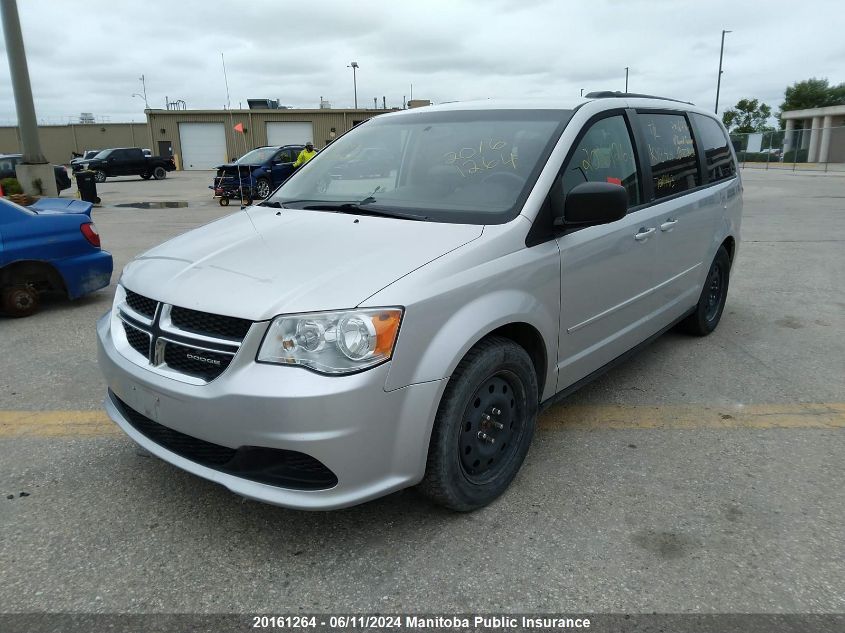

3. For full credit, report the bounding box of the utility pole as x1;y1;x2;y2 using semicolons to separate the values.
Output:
715;29;732;114
1;0;57;194
139;74;149;109
625;67;629;92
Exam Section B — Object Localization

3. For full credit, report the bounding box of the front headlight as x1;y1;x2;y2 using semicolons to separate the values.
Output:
257;308;403;375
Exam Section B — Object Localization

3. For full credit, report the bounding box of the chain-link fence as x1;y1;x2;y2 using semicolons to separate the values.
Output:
729;126;845;171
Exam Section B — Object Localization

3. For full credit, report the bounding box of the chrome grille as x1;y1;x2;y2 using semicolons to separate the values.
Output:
115;288;251;384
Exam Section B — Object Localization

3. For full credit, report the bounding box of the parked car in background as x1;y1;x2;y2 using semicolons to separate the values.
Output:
212;145;303;203
81;148;176;183
70;150;102;172
0;196;112;317
0;154;71;194
98;95;741;511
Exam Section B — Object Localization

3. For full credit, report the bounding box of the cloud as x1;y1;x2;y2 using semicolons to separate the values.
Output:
0;0;842;124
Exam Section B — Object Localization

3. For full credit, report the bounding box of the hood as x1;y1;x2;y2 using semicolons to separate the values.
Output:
121;207;483;321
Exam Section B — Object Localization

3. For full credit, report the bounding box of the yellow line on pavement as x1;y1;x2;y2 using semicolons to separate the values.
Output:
0;403;843;439
0;410;117;438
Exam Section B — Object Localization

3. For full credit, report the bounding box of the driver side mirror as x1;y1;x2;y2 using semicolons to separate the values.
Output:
553;181;628;229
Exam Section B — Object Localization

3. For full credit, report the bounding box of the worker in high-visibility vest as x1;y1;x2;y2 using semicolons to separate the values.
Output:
293;142;317;168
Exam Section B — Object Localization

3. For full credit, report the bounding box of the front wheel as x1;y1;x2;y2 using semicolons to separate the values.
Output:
255;178;271;199
680;245;731;336
93;170;106;183
152;166;167;180
418;336;538;511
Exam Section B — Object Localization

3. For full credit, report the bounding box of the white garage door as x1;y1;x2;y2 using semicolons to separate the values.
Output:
178;123;227;170
266;122;313;147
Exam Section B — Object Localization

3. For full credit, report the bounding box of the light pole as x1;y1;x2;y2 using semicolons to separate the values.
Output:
580;88;584;97
715;29;731;114
138;74;149;109
348;61;359;109
625;67;629;92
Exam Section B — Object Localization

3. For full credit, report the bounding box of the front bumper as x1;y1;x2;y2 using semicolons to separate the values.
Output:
96;313;447;510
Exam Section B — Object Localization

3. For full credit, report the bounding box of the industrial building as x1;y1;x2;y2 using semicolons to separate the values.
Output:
0;106;392;169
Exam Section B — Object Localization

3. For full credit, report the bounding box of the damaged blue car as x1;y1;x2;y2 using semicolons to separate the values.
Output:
0;197;113;317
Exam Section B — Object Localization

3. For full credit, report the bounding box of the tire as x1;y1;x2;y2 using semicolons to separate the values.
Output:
94;170;106;183
255;178;271;199
152;166;167;180
219;197;230;206
418;336;539;511
140;172;151;180
2;285;40;318
680;245;731;336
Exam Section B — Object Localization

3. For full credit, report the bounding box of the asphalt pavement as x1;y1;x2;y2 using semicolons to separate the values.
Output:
0;169;843;614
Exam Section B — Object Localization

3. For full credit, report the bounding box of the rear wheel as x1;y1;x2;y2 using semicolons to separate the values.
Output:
152;166;167;180
219;197;230;206
1;285;40;318
418;336;538;511
93;170;106;183
680;245;731;336
255;178;271;199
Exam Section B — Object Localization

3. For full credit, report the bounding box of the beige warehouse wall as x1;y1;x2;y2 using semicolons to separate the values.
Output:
147;108;389;167
0;123;151;165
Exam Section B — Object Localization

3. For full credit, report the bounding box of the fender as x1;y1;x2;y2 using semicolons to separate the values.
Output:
373;233;561;400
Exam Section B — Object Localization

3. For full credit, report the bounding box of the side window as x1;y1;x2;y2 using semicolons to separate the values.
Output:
275;149;294;163
638;112;700;199
691;113;736;182
561;115;641;206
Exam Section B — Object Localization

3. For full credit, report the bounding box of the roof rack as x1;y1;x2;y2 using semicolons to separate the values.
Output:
584;91;694;106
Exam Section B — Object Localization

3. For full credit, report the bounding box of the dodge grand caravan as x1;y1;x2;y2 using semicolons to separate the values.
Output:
97;93;742;511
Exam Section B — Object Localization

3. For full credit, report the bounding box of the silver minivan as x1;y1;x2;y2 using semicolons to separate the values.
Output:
97;94;742;511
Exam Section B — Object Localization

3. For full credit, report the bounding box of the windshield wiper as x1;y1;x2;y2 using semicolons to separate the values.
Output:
258;200;283;208
301;201;429;222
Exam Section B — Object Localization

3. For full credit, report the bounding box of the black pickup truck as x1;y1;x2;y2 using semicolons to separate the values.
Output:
82;148;176;183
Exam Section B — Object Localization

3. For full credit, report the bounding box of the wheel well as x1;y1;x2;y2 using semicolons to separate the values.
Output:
721;236;736;263
483;323;547;396
0;261;67;296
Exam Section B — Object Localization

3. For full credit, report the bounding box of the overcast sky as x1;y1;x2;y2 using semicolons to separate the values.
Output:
1;0;843;125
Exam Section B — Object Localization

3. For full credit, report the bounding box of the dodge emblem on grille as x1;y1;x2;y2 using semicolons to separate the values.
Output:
187;353;221;366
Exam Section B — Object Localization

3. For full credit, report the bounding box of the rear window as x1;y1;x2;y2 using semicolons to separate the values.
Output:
691;114;736;182
638;112;701;199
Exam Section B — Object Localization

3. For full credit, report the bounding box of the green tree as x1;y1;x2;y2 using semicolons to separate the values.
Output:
722;98;773;134
778;78;845;127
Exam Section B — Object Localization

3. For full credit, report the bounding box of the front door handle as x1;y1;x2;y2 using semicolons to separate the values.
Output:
660;219;678;232
634;227;656;241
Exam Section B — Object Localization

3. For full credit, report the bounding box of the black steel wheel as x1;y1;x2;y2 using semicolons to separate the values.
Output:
153;166;167;180
419;336;538;511
680;245;731;336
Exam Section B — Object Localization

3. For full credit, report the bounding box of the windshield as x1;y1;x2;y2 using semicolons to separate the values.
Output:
93;149;112;159
236;147;279;164
267;109;571;224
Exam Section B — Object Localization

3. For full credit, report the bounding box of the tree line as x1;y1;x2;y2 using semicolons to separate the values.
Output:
722;78;845;134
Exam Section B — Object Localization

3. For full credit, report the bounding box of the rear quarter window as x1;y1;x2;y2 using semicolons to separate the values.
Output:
691;113;736;182
638;112;700;199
